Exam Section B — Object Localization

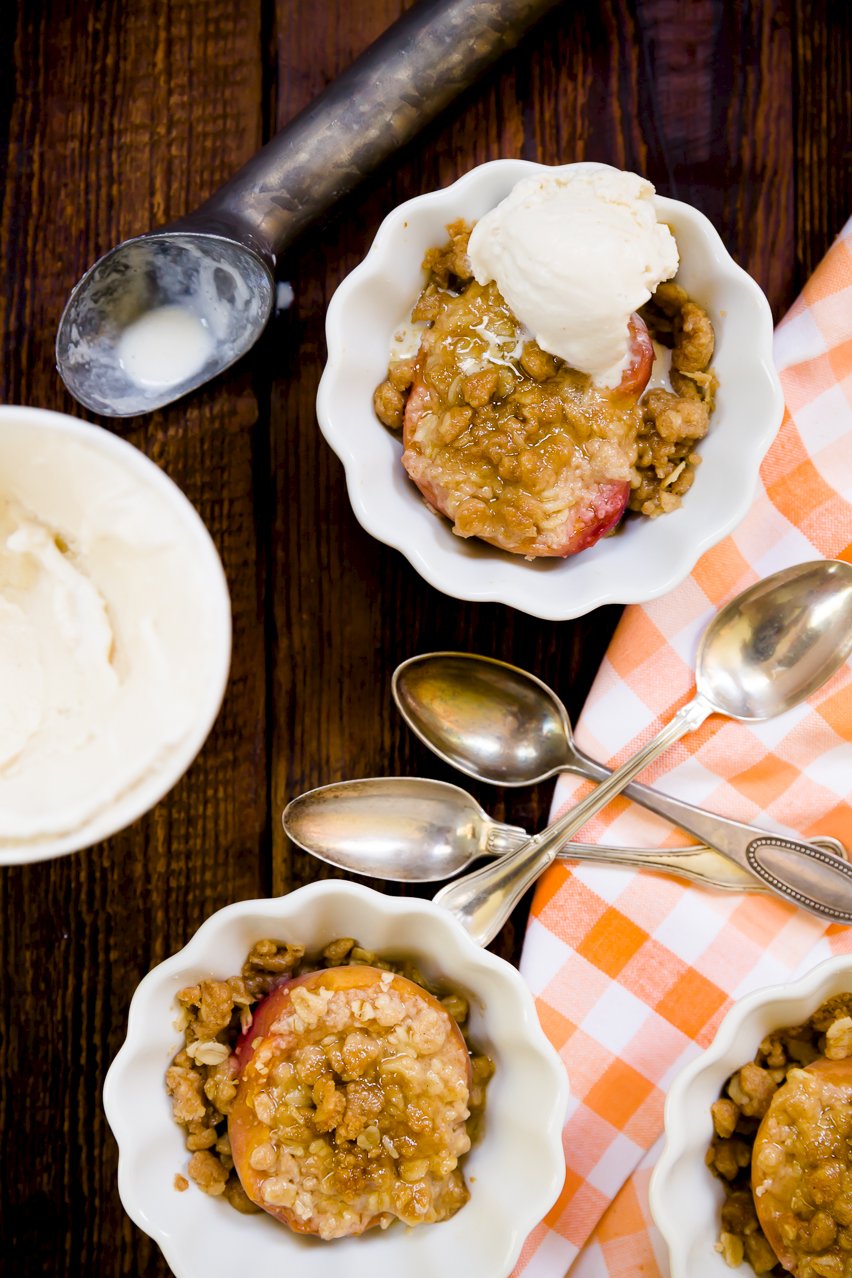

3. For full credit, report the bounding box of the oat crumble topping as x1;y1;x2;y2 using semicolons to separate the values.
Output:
165;937;492;1239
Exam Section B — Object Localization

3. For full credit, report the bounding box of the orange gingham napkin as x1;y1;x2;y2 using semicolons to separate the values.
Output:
516;218;852;1278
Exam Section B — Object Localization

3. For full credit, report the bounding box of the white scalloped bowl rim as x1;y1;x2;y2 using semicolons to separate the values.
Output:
650;954;852;1277
0;404;232;865
104;880;570;1278
317;160;784;620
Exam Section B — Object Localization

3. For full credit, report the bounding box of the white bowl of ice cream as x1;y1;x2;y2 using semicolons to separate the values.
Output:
0;404;231;864
104;879;569;1278
317;160;784;620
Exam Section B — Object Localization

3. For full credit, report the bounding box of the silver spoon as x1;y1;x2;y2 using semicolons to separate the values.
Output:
393;653;849;876
433;560;852;944
282;776;845;893
54;0;557;417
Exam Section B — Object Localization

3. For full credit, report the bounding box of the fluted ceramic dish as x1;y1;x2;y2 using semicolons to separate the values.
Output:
650;954;852;1277
317;159;784;620
104;880;569;1278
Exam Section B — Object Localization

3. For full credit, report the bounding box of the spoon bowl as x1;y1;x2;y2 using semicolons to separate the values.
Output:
283;776;526;882
393;653;570;787
697;559;852;719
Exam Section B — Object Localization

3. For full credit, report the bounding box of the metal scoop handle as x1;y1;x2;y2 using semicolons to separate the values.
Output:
177;0;560;263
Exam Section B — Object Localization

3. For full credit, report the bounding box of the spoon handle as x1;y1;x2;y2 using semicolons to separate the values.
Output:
741;839;852;924
556;842;767;891
487;821;772;890
567;745;829;869
566;749;852;919
558;839;846;892
488;819;850;894
435;698;712;945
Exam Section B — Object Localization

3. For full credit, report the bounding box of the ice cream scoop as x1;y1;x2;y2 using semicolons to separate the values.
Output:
56;0;560;417
467;162;679;387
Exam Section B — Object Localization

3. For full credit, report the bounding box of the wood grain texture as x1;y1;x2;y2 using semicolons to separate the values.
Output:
793;0;852;287
0;2;267;1273
0;0;848;1273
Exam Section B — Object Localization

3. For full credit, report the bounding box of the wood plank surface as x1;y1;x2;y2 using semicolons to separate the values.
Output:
0;0;849;1273
0;2;268;1273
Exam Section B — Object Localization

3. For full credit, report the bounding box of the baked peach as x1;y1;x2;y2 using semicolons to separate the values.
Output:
617;313;654;399
373;217;720;553
229;965;473;1239
751;1056;852;1274
398;287;653;559
233;973;303;1073
401;377;635;560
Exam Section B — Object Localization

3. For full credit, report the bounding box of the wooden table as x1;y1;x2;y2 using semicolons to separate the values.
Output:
1;0;849;1271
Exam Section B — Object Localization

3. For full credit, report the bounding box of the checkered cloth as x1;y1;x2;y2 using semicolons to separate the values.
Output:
516;218;852;1278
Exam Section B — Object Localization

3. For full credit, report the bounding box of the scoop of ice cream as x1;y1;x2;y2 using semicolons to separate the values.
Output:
467;164;678;388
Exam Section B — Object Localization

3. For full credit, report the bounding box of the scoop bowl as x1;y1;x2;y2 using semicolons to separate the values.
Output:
56;231;273;417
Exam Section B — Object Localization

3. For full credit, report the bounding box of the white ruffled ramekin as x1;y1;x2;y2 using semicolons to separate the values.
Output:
651;954;852;1277
318;160;783;620
104;880;570;1278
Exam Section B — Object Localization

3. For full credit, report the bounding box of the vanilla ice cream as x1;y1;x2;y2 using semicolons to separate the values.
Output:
0;410;230;859
118;305;214;389
467;163;679;388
